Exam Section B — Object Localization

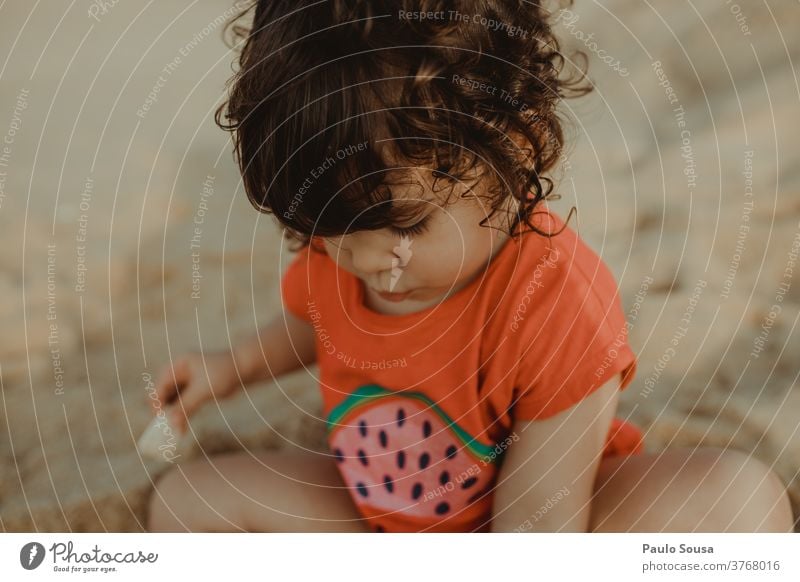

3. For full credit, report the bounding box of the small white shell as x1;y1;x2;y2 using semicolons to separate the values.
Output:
137;410;183;461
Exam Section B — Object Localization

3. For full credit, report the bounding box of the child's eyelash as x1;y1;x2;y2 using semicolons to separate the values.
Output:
389;217;429;237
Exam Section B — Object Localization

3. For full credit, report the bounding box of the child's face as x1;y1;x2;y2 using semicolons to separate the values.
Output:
321;165;514;313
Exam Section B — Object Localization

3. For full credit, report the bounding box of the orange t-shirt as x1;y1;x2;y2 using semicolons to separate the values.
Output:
280;209;640;532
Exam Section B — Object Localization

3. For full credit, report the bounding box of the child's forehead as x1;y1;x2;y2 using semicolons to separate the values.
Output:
382;165;461;213
390;193;435;220
384;182;438;221
349;131;467;215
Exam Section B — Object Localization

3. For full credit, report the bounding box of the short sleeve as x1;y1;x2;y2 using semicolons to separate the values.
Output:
280;245;313;323
510;256;638;421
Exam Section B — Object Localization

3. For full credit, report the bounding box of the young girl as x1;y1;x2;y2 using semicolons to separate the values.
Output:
146;0;794;533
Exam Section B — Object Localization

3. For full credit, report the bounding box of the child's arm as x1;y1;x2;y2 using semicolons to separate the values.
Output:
233;309;318;385
150;309;318;436
489;374;622;532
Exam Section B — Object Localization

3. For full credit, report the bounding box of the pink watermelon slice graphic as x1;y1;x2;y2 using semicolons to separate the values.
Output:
327;384;500;531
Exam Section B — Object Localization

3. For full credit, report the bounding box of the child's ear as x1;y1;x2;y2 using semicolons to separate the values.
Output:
508;130;523;149
508;130;536;172
508;129;532;152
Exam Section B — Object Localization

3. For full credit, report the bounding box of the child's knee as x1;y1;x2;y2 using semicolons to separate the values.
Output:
146;464;191;531
734;455;794;532
704;449;793;532
147;455;256;532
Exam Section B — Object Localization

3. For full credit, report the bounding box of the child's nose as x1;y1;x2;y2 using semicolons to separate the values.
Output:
350;243;396;275
345;234;394;276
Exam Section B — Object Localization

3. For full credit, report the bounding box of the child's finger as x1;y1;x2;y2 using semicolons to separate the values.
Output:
152;367;175;409
168;406;187;436
171;382;209;431
158;404;186;438
153;359;190;409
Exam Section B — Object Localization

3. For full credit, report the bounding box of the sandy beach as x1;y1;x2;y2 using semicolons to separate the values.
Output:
0;1;798;531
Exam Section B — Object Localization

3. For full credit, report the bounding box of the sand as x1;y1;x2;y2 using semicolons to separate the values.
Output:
0;0;797;531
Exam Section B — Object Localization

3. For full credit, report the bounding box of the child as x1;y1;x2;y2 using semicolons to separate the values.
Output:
146;0;794;533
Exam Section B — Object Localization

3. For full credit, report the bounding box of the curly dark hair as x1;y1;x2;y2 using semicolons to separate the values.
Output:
215;0;592;251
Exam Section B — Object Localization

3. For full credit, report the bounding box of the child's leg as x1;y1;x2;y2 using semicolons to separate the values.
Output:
146;447;369;532
588;446;795;532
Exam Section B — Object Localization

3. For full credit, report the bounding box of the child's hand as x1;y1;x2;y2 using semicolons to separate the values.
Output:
151;350;241;435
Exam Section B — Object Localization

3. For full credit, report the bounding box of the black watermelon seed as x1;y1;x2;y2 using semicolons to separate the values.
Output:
375;525;385;533
383;475;394;493
422;420;432;437
445;445;457;459
334;448;344;463
378;430;388;448
461;476;478;489
357;449;368;466
419;452;430;470
356;482;368;498
397;450;406;469
439;471;450;485
411;482;423;500
358;420;368;437
435;502;450;515
397;408;406;427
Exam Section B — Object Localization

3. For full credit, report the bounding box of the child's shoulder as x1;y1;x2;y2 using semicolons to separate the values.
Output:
498;209;626;336
497;210;637;421
509;209;621;293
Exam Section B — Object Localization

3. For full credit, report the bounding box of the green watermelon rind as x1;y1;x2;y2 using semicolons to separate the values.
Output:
326;383;497;462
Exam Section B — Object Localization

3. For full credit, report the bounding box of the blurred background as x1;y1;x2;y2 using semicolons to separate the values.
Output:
0;1;798;531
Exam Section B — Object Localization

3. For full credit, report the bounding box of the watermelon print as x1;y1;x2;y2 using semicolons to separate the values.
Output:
327;384;500;531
